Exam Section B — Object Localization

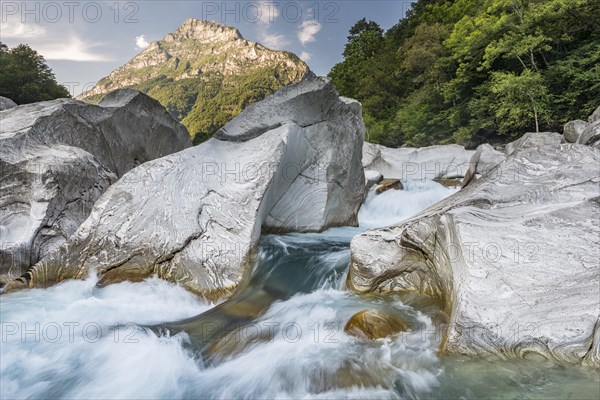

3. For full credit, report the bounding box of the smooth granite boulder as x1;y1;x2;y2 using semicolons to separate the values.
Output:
348;143;600;367
0;90;191;277
3;77;365;300
362;142;475;180
504;131;562;156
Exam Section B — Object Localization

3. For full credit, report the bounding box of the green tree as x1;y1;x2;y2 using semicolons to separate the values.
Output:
490;69;551;132
329;0;600;147
329;19;384;100
0;43;70;104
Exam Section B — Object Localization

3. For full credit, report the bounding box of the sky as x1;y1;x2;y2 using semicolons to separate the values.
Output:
1;1;414;96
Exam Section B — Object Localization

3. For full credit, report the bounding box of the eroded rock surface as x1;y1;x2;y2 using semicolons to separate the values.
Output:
5;78;365;300
349;143;600;366
362;142;474;180
504;131;562;156
0;90;191;276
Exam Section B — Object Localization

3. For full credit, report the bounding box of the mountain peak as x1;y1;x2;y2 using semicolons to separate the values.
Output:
78;17;313;143
164;18;243;43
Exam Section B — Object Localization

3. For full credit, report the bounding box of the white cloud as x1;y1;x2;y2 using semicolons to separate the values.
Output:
40;36;113;62
1;20;47;39
259;31;289;49
135;35;150;50
297;20;321;45
299;51;311;62
254;1;288;49
1;16;111;62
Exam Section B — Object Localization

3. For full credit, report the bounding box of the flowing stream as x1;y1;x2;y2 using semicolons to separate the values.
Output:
1;181;598;399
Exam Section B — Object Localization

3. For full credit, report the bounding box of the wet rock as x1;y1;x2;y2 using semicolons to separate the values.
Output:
375;180;403;194
344;309;410;340
364;170;383;192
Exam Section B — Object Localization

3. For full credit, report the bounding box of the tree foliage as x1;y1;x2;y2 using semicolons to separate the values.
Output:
0;43;70;104
329;0;600;147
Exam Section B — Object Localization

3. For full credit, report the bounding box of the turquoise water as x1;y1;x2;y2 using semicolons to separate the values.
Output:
1;181;598;399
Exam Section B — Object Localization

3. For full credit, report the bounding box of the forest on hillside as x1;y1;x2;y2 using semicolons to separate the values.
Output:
329;0;600;148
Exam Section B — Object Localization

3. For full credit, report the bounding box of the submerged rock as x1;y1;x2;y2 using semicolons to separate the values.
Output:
0;91;190;276
348;142;600;366
0;96;17;111
344;309;410;340
362;142;474;180
4;77;365;299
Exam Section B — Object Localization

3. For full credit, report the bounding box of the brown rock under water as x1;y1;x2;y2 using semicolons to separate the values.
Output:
344;309;410;340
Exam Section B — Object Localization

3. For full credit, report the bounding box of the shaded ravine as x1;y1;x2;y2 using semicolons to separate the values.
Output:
1;181;599;399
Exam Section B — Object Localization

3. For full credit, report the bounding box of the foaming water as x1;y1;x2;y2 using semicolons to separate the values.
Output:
0;277;211;399
1;180;598;399
359;180;459;229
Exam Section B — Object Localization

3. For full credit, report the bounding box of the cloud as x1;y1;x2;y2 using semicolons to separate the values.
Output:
1;16;111;62
259;31;290;49
1;20;47;39
254;1;288;49
135;35;150;50
40;36;113;62
299;51;312;62
297;20;321;45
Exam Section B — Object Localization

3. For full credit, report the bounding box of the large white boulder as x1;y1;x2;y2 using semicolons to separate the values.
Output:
348;143;600;367
362;142;474;180
1;89;191;177
4;77;365;300
0;90;191;277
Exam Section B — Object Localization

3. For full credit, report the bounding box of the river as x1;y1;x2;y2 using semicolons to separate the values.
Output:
1;181;598;399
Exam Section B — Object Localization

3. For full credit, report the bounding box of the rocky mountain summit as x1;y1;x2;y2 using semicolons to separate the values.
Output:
79;19;313;143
